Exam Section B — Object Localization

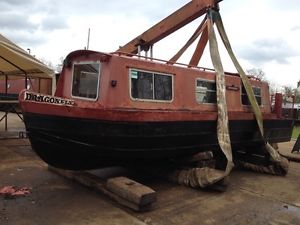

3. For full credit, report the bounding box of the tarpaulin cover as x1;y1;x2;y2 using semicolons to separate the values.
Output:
0;34;54;80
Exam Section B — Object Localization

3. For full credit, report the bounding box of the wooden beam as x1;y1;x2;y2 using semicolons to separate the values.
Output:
189;24;208;66
48;166;157;211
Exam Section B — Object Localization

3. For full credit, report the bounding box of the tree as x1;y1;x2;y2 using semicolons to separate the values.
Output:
38;57;55;71
283;86;294;96
246;68;266;81
268;80;281;95
55;57;64;73
294;87;300;103
282;85;300;104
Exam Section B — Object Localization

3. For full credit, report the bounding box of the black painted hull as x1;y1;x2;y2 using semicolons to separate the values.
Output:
23;112;293;170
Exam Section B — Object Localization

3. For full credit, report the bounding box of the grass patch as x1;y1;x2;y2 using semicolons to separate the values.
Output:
292;126;300;139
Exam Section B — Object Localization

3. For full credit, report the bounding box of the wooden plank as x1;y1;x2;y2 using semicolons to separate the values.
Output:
48;166;156;211
73;172;154;211
106;176;156;206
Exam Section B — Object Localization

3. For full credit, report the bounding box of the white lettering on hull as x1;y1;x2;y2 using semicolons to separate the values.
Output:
24;92;75;106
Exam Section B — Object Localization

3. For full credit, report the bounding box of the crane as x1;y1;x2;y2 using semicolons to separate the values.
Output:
118;0;222;59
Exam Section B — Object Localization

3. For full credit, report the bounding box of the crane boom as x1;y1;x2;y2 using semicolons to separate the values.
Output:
117;0;222;54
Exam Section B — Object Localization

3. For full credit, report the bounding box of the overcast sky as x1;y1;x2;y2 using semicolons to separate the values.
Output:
1;0;300;88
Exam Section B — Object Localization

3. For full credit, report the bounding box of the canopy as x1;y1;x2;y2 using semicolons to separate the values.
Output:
0;34;54;80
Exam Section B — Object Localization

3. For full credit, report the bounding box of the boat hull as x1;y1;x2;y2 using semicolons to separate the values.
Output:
23;112;293;170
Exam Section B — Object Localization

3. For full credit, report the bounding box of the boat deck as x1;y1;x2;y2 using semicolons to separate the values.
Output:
1;135;300;225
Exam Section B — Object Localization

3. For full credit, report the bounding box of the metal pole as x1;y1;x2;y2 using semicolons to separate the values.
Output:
87;28;90;50
150;45;153;59
5;110;7;131
5;74;8;131
25;74;28;89
5;74;7;94
137;45;141;57
0;56;28;89
292;95;295;119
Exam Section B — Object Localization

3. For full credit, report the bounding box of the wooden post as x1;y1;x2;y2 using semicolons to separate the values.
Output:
274;93;283;119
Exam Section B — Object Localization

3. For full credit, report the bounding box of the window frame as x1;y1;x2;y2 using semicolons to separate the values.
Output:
241;85;262;106
71;61;101;101
129;68;174;103
195;78;217;105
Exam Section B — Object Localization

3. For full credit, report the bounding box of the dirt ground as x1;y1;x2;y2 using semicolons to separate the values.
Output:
1;115;300;225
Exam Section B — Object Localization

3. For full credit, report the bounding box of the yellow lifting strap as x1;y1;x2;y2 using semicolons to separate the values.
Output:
169;10;235;189
166;9;288;189
209;9;289;175
207;15;234;177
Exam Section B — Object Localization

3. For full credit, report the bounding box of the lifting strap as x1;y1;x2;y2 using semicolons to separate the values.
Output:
169;11;234;189
169;16;207;63
210;9;289;175
207;14;234;179
167;9;288;189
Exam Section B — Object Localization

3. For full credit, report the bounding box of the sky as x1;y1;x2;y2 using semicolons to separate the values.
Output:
1;0;300;88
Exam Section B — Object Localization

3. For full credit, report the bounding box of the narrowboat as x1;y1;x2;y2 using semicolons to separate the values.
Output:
19;50;293;170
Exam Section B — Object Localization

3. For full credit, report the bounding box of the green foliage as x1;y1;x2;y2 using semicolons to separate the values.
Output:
292;126;300;139
294;86;300;103
295;94;300;103
282;85;300;103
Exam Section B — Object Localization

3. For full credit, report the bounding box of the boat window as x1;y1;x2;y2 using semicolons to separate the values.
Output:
196;79;216;103
72;63;100;100
241;86;262;105
130;69;172;101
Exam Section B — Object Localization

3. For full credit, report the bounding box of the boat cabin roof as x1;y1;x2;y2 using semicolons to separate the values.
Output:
55;50;270;113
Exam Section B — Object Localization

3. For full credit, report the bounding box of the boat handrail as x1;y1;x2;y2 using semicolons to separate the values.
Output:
112;51;247;78
113;51;214;71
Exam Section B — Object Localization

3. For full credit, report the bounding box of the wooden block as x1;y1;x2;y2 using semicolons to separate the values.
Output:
49;168;154;211
73;172;101;188
71;173;152;211
101;189;153;212
106;176;156;206
191;151;214;161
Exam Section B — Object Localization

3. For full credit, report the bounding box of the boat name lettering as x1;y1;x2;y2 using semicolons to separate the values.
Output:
24;92;74;106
